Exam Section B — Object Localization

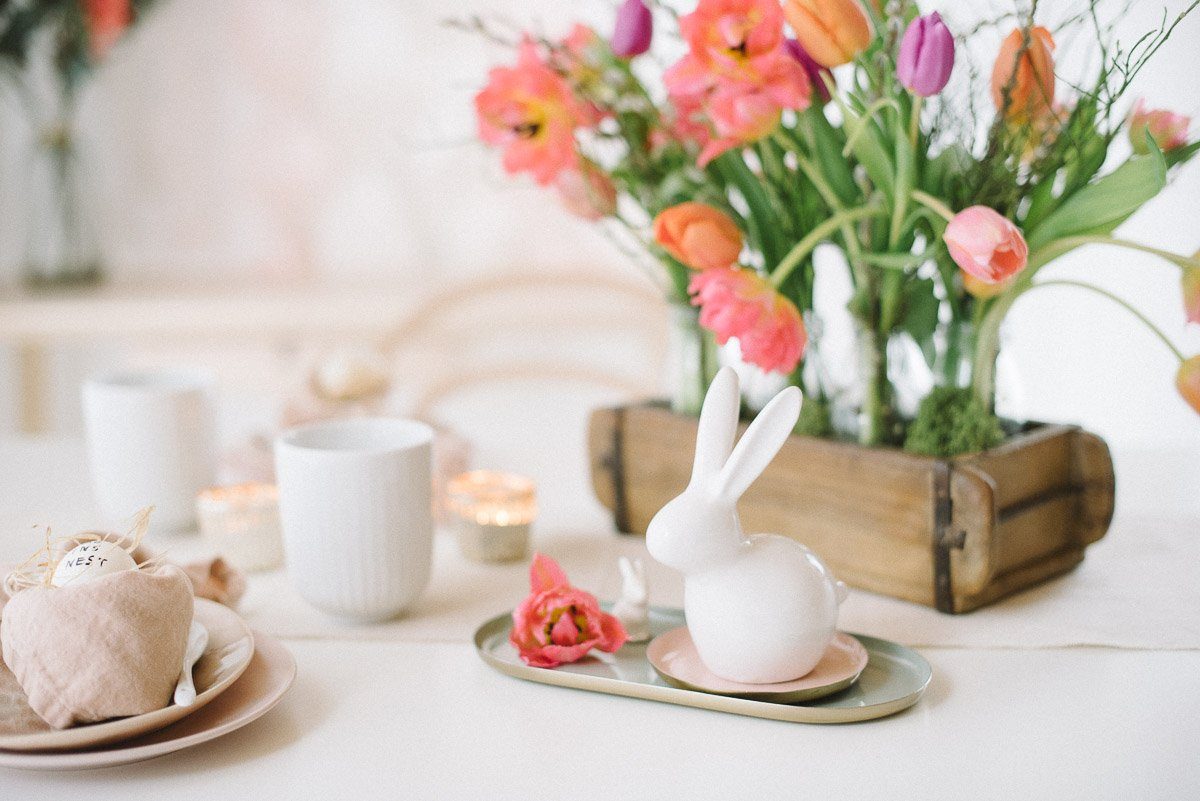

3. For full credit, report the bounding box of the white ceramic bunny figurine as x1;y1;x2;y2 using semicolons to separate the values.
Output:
612;557;650;643
646;367;848;684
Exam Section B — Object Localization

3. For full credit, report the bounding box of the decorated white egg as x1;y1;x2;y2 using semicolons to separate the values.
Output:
51;540;138;587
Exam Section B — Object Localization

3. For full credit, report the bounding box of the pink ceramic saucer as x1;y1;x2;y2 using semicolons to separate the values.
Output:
0;631;295;771
647;627;868;704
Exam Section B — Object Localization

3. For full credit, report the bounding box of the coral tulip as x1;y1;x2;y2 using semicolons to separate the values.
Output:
510;554;627;668
690;267;807;374
665;0;810;106
612;0;653;58
654;202;744;270
991;26;1055;122
943;206;1028;284
1128;99;1191;154
783;0;873;68
554;163;618;220
1183;267;1200;325
896;12;954;97
1177;356;1200;415
83;0;131;61
475;41;594;185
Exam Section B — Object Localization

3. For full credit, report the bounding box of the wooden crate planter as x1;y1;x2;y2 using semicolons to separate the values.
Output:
587;403;1115;614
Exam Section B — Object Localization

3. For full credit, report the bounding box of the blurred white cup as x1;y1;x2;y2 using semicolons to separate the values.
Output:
274;417;433;622
83;369;218;532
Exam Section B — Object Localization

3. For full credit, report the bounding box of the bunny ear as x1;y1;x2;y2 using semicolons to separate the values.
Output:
712;385;801;502
690;367;740;485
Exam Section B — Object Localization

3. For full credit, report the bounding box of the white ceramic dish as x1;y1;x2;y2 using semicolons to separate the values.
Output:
0;599;253;752
0;631;294;771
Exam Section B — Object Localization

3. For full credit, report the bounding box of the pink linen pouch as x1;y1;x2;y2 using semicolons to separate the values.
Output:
0;564;193;729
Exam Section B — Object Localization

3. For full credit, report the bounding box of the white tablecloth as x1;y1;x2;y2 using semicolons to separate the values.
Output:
1;437;1198;799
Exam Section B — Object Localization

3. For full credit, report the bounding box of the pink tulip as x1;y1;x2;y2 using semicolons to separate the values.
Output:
896;12;954;97
1183;267;1200;325
784;39;832;103
1128;99;1191;154
554;163;618;220
475;41;595;185
612;0;653;58
698;84;787;165
690;267;807;374
943;206;1028;285
510;554;627;668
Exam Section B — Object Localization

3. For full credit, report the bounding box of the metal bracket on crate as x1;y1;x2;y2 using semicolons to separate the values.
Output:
932;460;966;614
602;407;632;534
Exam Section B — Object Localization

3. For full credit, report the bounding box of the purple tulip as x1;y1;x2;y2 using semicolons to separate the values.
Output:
896;12;955;97
784;38;832;103
611;0;653;58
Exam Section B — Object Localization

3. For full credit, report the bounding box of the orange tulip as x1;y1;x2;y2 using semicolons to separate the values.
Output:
1177;355;1200;415
783;0;873;68
991;26;1056;122
653;202;743;271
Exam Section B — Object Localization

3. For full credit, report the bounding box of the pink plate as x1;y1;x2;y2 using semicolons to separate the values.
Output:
647;627;868;704
0;631;295;771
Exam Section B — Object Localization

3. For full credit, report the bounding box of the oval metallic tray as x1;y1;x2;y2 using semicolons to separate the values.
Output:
474;607;931;724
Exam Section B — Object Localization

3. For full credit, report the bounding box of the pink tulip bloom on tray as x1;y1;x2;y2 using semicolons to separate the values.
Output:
896;12;954;97
510;553;627;668
943;206;1029;285
690;267;807;374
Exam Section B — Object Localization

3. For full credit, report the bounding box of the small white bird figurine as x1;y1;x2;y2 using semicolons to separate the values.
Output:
612;557;650;643
646;367;848;684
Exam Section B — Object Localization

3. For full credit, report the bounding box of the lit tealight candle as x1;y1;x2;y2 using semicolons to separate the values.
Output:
446;471;536;564
195;482;284;572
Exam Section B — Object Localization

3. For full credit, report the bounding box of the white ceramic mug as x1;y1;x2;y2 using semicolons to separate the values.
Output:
82;369;217;531
274;418;434;622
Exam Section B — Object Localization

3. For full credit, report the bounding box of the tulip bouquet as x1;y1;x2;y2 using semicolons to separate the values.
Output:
471;0;1200;454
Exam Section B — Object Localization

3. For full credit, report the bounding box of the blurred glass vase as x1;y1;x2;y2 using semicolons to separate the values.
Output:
24;123;103;288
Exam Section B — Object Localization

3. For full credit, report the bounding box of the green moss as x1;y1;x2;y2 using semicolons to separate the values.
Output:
903;386;1004;457
794;397;833;438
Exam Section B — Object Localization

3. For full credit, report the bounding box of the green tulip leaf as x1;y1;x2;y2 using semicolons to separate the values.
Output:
1027;142;1167;251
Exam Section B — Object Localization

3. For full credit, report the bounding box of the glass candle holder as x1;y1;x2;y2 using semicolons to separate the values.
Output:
195;482;285;572
446;471;536;564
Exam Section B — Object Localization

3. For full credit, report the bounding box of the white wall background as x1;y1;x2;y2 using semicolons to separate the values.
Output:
0;0;1197;456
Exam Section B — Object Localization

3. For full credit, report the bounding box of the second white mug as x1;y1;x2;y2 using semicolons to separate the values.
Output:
274;417;434;622
82;368;217;532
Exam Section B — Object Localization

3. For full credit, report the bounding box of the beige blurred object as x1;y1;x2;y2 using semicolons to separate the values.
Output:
280;348;392;429
446;470;536;563
180;557;248;608
195;483;284;574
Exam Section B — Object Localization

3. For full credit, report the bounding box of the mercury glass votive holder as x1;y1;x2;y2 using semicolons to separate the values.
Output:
446;470;536;564
195;482;285;572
